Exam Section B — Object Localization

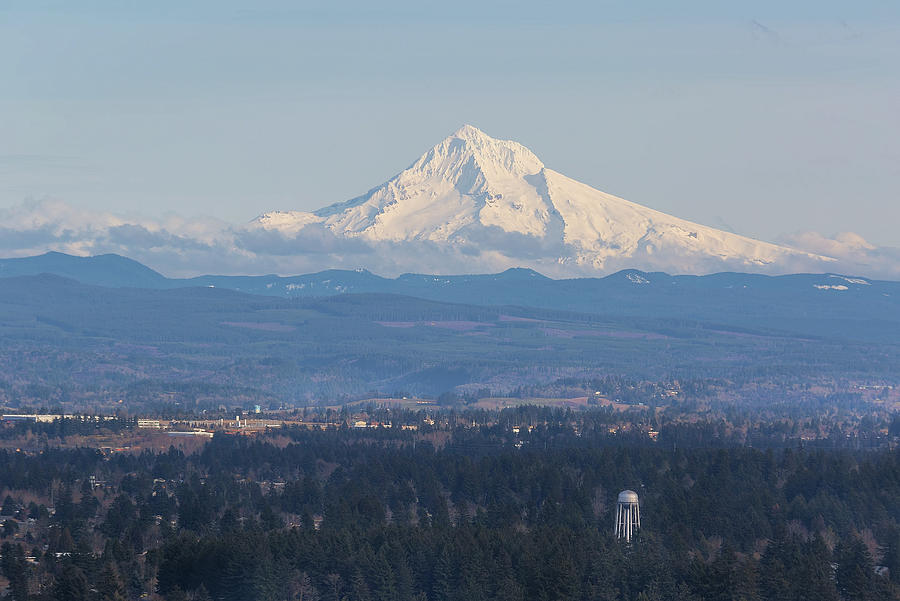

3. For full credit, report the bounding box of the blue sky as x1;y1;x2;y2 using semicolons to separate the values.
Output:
1;0;898;248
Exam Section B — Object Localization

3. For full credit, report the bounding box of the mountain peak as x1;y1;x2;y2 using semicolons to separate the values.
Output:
451;123;490;142
430;125;543;180
258;127;834;276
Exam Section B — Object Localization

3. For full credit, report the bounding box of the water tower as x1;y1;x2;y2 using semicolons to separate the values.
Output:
614;490;640;541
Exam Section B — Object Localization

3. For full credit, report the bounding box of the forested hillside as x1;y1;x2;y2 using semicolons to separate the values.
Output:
0;414;898;600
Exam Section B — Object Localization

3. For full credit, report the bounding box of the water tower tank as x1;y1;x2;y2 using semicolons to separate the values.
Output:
614;489;640;541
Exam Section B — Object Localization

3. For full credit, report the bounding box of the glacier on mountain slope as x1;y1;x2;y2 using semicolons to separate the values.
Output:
251;125;833;276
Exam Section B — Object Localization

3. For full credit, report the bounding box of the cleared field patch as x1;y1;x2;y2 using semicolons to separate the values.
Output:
221;321;296;332
376;320;495;331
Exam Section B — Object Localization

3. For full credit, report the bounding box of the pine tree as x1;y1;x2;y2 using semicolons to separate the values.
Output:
167;588;189;601
195;584;213;601
836;537;875;601
98;561;128;601
351;566;372;601
1;495;17;516
431;546;454;601
54;564;90;601
297;571;321;601
371;549;397;601
494;576;524;601
0;542;28;601
325;573;345;601
798;536;839;601
882;528;900;585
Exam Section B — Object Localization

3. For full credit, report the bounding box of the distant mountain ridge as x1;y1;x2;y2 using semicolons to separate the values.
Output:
2;251;899;343
0;251;168;288
251;125;833;275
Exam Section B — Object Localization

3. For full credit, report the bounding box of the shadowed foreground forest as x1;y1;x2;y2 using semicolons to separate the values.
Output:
0;412;899;601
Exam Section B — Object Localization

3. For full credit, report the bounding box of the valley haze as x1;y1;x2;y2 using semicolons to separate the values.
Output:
1;250;898;404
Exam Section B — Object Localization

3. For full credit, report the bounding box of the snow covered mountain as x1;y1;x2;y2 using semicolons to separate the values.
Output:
252;125;833;276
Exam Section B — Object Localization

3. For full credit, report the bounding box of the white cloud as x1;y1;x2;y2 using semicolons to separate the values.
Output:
0;199;234;276
778;231;900;279
1;199;898;280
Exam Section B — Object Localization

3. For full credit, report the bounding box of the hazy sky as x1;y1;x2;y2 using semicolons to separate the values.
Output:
1;0;899;246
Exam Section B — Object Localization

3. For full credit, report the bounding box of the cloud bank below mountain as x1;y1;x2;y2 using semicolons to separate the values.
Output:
1;198;897;280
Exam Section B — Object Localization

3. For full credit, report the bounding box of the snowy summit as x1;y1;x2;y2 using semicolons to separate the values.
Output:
252;125;833;276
